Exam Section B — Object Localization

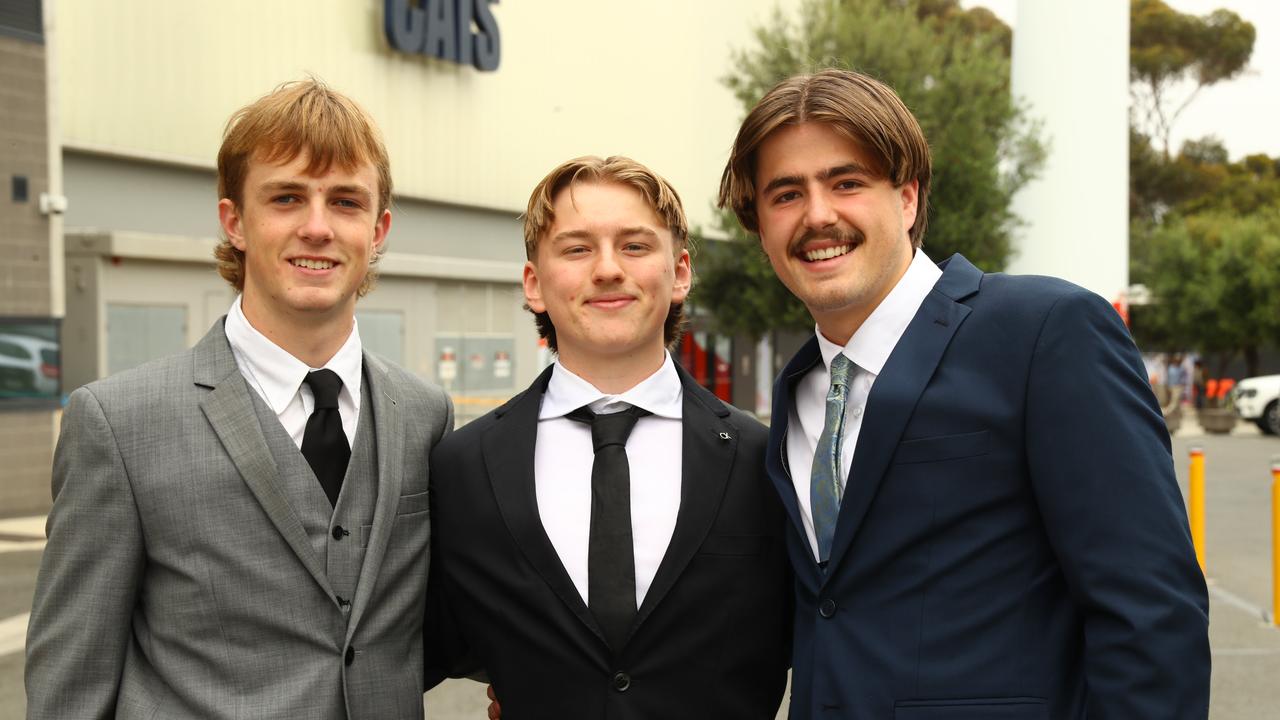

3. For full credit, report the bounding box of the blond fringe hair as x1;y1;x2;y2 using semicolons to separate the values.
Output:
214;78;392;296
521;155;691;351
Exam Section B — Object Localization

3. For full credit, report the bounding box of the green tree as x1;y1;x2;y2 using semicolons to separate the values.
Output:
1130;0;1255;157
1129;131;1231;223
1181;151;1280;217
694;0;1044;337
1128;0;1255;228
1130;141;1280;365
695;213;816;337
1127;0;1278;373
1139;210;1280;377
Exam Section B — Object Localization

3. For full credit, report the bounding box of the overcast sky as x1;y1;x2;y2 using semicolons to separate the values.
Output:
963;0;1279;159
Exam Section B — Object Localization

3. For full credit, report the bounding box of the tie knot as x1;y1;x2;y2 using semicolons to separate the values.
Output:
304;369;344;410
829;353;854;388
567;405;651;452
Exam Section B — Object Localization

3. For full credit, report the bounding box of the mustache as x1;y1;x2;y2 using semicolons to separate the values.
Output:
791;226;865;254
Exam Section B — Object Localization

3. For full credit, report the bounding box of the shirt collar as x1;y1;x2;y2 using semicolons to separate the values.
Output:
224;295;364;413
815;249;942;376
539;352;683;420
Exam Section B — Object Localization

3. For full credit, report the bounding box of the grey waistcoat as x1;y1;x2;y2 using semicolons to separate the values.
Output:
248;372;379;623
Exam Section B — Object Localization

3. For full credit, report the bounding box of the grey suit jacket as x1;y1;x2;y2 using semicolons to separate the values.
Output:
26;319;453;719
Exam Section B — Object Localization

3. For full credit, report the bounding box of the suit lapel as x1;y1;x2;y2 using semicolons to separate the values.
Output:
824;255;980;576
195;320;335;598
483;366;607;644
767;337;822;551
632;365;735;635
346;353;404;637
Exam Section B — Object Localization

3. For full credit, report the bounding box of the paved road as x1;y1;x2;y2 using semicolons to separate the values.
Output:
1169;427;1280;719
2;423;1276;719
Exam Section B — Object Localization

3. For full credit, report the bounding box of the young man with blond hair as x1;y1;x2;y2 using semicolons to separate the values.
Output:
719;68;1210;719
427;156;791;718
27;79;453;719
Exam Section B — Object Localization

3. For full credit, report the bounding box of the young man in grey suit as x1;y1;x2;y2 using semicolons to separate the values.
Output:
26;79;453;719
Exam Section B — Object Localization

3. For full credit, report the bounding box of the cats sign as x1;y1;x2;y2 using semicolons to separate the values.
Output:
385;0;501;72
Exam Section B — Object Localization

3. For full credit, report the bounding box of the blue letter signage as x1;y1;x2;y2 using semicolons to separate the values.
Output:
385;0;501;72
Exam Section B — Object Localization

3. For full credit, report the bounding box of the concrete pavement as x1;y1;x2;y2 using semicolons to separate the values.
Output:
1169;415;1280;719
0;517;42;719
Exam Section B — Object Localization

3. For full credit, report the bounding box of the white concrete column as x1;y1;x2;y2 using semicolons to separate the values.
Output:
1008;0;1130;302
45;0;65;318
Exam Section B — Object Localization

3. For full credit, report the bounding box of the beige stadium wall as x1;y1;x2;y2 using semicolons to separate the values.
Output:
60;229;540;418
55;0;797;232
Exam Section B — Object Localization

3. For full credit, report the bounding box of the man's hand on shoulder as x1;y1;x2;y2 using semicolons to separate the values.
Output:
486;684;501;720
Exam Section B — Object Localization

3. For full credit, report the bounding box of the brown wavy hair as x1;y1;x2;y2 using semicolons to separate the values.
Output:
718;68;931;247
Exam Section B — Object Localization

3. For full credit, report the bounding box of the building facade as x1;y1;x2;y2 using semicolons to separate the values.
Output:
2;0;798;508
1;0;61;514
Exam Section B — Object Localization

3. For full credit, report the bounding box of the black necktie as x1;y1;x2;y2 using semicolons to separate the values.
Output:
301;369;350;507
567;404;651;652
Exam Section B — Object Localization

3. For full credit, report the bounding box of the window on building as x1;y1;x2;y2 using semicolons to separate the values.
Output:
0;317;60;405
0;0;43;42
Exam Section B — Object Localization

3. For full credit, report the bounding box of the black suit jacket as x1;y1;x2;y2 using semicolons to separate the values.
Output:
427;363;791;719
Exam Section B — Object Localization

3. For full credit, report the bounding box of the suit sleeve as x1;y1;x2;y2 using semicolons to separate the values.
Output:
25;387;146;719
438;386;456;440
1024;290;1210;719
422;434;485;688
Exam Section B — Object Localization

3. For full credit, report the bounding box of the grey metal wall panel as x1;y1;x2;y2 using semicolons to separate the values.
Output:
356;309;405;366
106;303;186;376
62;151;521;263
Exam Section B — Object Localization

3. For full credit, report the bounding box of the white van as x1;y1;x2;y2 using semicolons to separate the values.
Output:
1233;374;1280;436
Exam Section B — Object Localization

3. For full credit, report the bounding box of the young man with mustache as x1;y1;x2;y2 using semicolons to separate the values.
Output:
717;68;1210;720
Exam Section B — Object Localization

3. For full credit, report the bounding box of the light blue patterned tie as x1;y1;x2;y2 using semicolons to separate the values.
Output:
810;353;853;565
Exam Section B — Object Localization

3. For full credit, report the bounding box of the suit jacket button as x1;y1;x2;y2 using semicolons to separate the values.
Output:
819;599;837;618
332;525;347;540
344;647;355;666
611;672;631;692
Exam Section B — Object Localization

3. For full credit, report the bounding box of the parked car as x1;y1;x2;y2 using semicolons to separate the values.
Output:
1233;374;1280;436
0;333;59;397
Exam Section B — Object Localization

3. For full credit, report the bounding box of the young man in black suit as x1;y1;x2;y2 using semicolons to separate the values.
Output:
427;156;790;719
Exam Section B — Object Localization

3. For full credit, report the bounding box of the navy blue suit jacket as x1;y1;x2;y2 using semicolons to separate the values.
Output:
770;254;1209;719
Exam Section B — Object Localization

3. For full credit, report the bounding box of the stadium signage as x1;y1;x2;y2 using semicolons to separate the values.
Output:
385;0;501;72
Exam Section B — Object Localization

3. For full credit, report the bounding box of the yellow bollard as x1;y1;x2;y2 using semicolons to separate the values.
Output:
1188;447;1206;574
1272;456;1280;627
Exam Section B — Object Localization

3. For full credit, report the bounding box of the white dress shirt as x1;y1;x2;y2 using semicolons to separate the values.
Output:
534;354;683;609
787;250;942;559
224;295;363;449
